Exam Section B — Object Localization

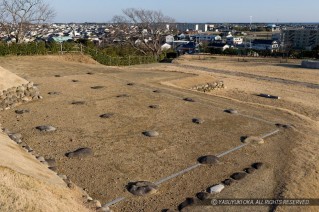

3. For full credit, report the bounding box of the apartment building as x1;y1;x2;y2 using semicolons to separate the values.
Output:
282;29;319;50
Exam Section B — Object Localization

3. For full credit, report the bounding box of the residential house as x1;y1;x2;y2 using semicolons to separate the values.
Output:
252;39;279;52
190;34;217;42
165;35;174;44
161;43;172;50
176;42;197;54
208;43;230;51
226;35;243;45
48;36;73;43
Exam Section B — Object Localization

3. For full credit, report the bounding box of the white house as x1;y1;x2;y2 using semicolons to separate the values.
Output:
191;34;218;42
165;35;174;44
161;43;172;50
226;35;243;45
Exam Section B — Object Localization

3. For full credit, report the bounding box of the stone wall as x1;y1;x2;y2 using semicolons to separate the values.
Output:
0;82;41;111
191;81;225;92
301;60;319;69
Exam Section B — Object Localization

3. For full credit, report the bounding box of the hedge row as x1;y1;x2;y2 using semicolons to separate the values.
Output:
0;42;159;66
0;42;80;56
85;48;158;66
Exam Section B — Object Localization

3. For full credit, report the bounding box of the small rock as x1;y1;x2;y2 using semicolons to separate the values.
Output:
183;97;195;102
222;179;234;186
198;155;219;164
91;86;104;89
87;72;94;75
45;159;56;167
15;109;30;114
22;96;32;101
128;181;158;196
36;125;56;132
149;105;159;109
36;156;45;162
161;209;174;212
65;147;93;158
259;93;281;99
178;198;195;211
243;136;264;144
153;90;161;93
58;174;67;180
20;142;27;148
15;139;22;144
49;167;57;172
71;101;85;105
209;184;225;194
72;80;79;82
275;123;292;129
97;206;112;212
48;92;61;95
192;118;204;124
99;113;114;119
127;83;134;86
3;128;11;134
231;172;247;180
224;109;238;114
252;162;264;170
94;200;102;208
8;133;22;142
67;182;76;189
27;82;34;88
30;151;37;156
87;196;93;201
196;192;209;200
54;75;61;77
41;161;49;166
116;94;130;98
24;145;33;152
244;167;255;174
142;131;159;137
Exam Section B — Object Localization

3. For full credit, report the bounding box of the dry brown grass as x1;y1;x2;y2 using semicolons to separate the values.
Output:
0;166;91;212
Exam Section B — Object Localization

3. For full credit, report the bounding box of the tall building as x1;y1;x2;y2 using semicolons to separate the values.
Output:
282;29;319;50
175;23;213;32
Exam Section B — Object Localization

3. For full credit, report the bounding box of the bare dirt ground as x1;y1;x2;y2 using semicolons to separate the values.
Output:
0;55;318;212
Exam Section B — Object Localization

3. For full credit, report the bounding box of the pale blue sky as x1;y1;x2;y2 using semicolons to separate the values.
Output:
50;0;319;23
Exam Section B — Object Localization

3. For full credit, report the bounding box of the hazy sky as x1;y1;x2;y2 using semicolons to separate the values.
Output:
50;0;319;23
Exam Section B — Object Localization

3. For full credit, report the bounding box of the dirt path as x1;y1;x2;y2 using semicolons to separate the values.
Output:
175;64;319;89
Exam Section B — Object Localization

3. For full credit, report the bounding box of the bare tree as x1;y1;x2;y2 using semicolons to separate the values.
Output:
0;0;55;43
111;8;174;57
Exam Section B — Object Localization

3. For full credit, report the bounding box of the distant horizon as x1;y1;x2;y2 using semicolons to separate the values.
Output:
51;22;319;24
50;0;319;23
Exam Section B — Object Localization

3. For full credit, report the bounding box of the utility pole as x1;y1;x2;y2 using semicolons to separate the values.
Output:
249;16;253;49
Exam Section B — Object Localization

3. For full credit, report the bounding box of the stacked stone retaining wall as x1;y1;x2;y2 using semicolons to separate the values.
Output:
0;82;41;110
192;81;225;92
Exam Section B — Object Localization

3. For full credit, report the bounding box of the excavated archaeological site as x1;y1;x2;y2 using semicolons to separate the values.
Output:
0;55;318;212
